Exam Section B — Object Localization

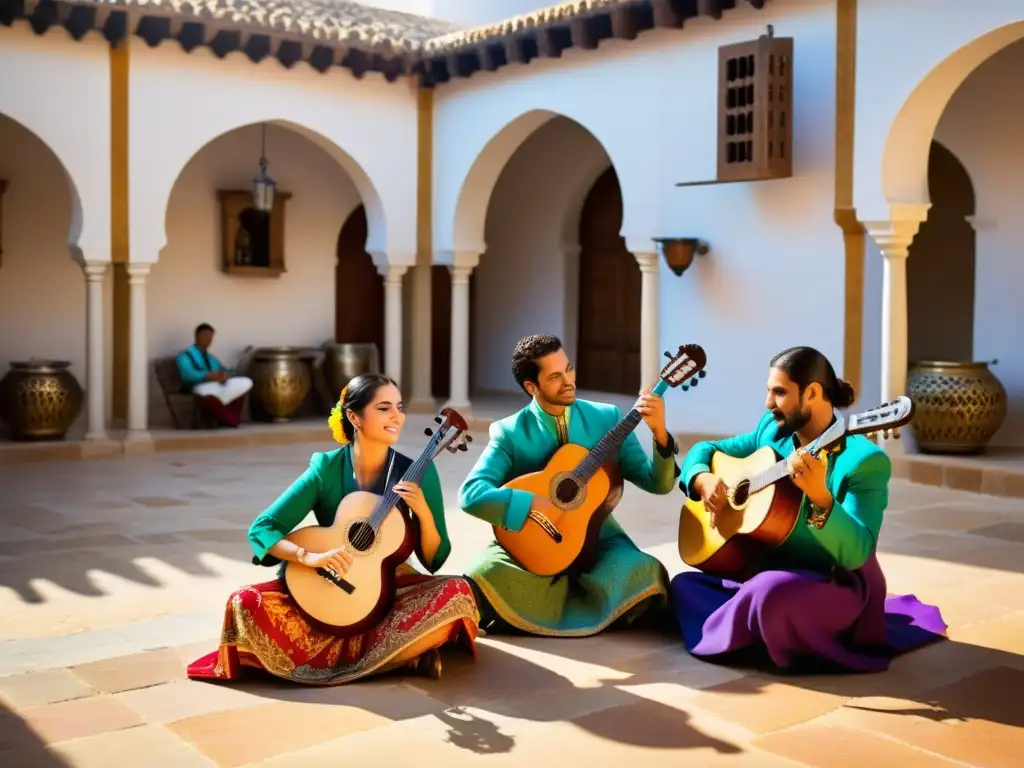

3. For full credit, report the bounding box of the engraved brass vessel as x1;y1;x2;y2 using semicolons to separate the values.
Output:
906;360;1007;454
322;342;380;399
248;347;311;423
0;360;84;441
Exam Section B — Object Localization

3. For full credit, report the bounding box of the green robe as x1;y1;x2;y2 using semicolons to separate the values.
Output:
680;411;892;573
248;446;452;575
458;397;679;636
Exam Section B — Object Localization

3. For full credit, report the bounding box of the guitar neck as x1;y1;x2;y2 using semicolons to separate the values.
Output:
369;449;433;529
575;379;669;482
748;429;834;494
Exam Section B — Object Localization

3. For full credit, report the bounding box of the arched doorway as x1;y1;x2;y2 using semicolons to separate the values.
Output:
576;167;641;394
335;204;384;359
907;141;977;363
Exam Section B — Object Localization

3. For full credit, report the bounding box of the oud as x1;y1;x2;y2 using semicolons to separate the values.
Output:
284;408;470;634
494;344;708;577
677;396;915;578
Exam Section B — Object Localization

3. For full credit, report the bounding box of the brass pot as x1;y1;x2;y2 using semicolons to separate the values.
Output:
248;347;312;423
0;360;84;441
322;342;380;399
907;360;1007;454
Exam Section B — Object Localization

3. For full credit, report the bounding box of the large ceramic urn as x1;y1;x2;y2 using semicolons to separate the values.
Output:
248;347;312;422
322;342;381;399
906;360;1007;454
0;360;84;441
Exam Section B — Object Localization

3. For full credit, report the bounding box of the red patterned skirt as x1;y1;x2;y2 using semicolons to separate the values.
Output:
187;567;479;685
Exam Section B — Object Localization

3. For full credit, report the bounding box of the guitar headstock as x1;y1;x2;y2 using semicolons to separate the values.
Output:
660;344;708;392
846;396;916;442
423;407;473;456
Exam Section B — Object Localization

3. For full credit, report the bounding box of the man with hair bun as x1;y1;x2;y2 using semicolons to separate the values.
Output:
672;346;947;673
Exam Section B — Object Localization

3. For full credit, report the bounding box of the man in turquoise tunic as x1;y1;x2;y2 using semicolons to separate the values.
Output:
459;334;680;637
672;346;946;672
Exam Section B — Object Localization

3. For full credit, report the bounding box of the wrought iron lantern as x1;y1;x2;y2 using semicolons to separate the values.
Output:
251;123;276;213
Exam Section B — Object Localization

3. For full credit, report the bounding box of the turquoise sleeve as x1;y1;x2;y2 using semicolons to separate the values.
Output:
248;454;326;566
457;422;533;532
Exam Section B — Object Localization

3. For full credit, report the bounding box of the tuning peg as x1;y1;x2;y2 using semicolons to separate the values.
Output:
690;378;699;387
465;434;474;443
891;428;901;439
424;428;433;437
457;443;468;452
698;370;707;378
446;444;458;453
681;383;690;391
664;350;673;359
434;416;443;424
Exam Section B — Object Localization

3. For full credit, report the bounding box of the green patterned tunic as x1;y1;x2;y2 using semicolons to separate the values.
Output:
458;398;680;636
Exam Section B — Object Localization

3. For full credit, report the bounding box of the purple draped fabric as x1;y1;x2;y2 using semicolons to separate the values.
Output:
670;554;948;673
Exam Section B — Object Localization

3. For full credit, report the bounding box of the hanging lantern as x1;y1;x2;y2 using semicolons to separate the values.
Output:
251;124;276;213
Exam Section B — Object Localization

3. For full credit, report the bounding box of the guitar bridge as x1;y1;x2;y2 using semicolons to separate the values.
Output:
528;510;563;543
316;567;355;594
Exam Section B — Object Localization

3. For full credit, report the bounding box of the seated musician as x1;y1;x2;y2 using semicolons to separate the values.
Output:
672;346;947;672
187;374;479;684
175;323;252;428
458;334;679;637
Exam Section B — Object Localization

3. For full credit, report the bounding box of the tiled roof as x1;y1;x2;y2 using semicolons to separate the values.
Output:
73;0;465;51
423;0;628;53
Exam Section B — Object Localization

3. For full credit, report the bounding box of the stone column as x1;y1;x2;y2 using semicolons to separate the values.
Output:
864;214;927;406
83;261;109;441
634;251;661;389
381;265;407;387
408;262;434;408
446;259;477;411
125;263;152;446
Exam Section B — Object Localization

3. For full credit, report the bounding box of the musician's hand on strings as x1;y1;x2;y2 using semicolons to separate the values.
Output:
695;473;729;529
306;548;353;576
635;389;670;447
788;449;832;509
393;480;430;520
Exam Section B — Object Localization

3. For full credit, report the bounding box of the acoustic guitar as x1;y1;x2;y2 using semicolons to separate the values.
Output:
494;344;708;577
677;396;915;578
284;408;471;634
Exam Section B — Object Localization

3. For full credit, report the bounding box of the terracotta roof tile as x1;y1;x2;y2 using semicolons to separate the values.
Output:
76;0;465;51
423;0;628;53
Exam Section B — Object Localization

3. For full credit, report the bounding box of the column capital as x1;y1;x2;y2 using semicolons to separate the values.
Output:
450;265;473;283
378;264;408;282
863;219;924;259
633;250;659;273
82;261;109;281
126;263;152;282
437;249;481;271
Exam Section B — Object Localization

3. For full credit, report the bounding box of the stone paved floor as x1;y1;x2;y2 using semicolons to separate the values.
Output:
0;414;1022;766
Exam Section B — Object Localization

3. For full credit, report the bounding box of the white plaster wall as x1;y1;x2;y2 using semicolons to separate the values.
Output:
853;0;1024;221
931;40;1024;446
147;125;361;426
127;39;419;266
434;0;844;435
0;115;89;439
473;117;610;392
0;24;111;257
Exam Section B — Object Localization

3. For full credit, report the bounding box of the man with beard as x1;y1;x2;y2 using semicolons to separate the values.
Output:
458;334;679;637
671;346;947;673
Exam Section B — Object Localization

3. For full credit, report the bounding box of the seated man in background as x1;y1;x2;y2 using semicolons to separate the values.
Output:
176;323;253;428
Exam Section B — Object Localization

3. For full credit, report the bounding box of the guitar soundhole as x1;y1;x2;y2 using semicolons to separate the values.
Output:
347;522;376;553
555;478;579;504
732;480;751;508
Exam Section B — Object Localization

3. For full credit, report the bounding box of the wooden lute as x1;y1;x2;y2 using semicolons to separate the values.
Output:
494;344;708;577
284;408;471;634
677;396;915;578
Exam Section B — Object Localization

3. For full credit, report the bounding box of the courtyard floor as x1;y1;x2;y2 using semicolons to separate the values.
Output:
0;413;1022;767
